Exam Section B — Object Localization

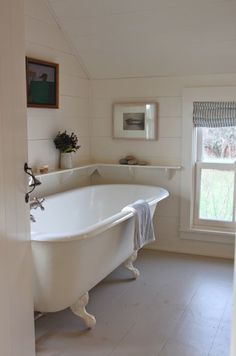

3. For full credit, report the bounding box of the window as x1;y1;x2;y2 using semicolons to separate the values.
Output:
181;88;236;243
194;126;236;231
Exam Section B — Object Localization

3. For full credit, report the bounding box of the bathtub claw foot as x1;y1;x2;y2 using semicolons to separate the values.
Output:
124;251;140;279
70;292;96;329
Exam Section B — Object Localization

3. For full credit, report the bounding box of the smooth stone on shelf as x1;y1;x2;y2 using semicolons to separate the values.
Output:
127;159;138;165
119;158;128;165
125;155;136;161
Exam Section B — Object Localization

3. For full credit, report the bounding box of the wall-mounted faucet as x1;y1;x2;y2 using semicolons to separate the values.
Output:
30;198;45;223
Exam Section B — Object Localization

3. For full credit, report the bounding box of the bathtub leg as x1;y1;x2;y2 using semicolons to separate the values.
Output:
124;251;140;279
70;292;96;329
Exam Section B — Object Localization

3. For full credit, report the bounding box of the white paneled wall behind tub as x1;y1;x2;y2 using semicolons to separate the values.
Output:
91;74;236;259
24;0;90;172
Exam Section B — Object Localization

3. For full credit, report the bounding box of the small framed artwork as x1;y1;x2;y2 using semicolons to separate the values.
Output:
113;102;157;140
26;57;59;108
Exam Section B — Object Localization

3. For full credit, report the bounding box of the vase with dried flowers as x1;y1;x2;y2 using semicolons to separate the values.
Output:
54;131;81;169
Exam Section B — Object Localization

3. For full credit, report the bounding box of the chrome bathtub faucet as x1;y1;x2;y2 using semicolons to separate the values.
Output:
30;198;45;222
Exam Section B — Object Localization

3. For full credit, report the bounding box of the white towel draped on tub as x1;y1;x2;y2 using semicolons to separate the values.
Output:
122;199;155;250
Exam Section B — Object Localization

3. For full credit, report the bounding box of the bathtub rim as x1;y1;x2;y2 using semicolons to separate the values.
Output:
31;184;169;243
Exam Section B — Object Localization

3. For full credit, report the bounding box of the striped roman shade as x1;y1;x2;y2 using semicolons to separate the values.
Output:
193;101;236;127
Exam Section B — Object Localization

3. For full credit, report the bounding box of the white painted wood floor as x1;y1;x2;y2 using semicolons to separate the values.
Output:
35;250;233;356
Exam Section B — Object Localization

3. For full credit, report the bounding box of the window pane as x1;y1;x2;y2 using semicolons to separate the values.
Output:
199;169;234;221
201;127;236;162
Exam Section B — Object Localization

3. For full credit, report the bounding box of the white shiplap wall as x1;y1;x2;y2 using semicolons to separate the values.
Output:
24;0;91;171
91;74;236;258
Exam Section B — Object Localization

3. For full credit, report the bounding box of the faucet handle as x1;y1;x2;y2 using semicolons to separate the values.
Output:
30;197;45;211
36;198;45;210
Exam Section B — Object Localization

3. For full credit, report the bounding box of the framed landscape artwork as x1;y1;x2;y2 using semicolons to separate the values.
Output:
113;102;157;140
26;57;59;108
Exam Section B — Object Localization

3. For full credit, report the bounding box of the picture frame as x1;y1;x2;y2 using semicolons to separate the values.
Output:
113;102;157;140
26;57;59;108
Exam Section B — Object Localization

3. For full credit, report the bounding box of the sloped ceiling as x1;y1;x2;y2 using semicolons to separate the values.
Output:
48;0;236;79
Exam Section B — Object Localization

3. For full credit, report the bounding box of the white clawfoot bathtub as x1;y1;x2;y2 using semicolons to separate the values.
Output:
31;184;169;327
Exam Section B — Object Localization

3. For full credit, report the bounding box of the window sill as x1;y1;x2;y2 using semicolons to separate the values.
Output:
180;227;235;244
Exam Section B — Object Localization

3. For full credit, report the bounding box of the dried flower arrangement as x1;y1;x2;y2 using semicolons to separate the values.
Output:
54;131;80;153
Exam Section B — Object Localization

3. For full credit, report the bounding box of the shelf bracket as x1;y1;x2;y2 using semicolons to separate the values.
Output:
128;166;135;179
164;168;177;180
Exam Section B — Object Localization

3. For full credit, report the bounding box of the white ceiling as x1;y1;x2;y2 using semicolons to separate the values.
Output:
48;0;236;79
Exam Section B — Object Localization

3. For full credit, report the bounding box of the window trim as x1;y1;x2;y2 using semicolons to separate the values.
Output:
180;87;236;241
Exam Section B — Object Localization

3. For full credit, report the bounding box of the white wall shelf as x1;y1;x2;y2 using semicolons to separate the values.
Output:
36;163;181;180
35;164;97;178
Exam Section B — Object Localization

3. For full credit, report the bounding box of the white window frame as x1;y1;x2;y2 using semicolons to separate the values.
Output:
180;87;236;242
194;127;236;231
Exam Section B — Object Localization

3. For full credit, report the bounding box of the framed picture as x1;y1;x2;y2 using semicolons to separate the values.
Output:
113;102;157;140
26;57;59;108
